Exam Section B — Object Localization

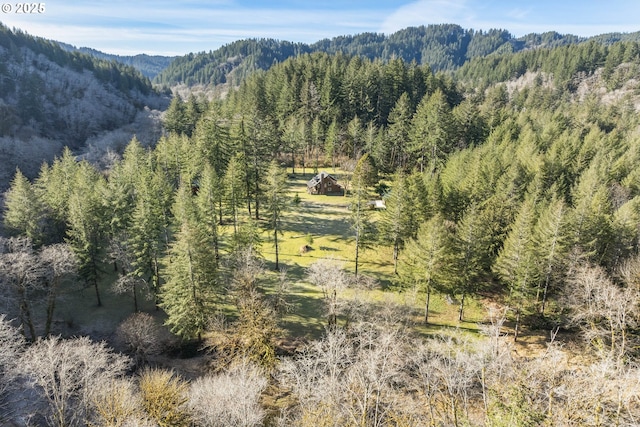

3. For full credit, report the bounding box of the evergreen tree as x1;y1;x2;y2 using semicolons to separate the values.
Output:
311;116;324;174
281;116;304;174
128;164;172;306
263;160;289;271
450;203;492;321
196;163;223;266
234;113;277;219
299;80;321;174
34;147;78;242
399;214;454;324
193;106;230;179
224;153;248;238
407;171;439;224
154;133;184;188
324;119;342;170
493;197;538;340
384;92;413;171
104;137;146;238
378;171;415;273
349;154;374;277
183;94;204;137
409;89;455;173
346;115;364;159
66;162;107;307
452;97;486;148
3;170;46;245
160;186;218;340
533;197;569;316
164;94;188;135
568;164;615;268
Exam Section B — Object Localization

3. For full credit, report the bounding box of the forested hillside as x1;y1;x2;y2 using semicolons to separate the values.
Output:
0;24;166;189
4;23;640;426
153;24;640;88
154;38;311;87
58;42;175;79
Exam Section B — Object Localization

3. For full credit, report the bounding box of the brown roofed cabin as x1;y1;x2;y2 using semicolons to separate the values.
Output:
307;172;344;195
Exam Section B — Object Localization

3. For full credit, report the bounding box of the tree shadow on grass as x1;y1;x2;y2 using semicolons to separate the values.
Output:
262;261;327;339
282;212;350;236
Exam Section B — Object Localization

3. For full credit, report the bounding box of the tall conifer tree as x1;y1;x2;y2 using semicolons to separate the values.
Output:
160;186;217;340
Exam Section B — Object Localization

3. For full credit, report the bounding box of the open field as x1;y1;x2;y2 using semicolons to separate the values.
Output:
39;170;487;344
258;172;487;339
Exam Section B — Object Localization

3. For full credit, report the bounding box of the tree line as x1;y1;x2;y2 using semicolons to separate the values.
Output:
0;24;155;95
3;38;640;426
6;47;640;339
153;23;640;88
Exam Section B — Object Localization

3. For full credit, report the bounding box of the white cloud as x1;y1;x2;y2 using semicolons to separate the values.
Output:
379;0;471;34
2;3;388;55
379;0;640;37
4;0;640;56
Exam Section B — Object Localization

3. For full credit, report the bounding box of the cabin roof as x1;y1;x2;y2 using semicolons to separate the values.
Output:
307;171;337;187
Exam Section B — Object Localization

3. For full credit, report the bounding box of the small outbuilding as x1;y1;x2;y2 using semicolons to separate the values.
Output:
367;200;386;209
307;172;344;195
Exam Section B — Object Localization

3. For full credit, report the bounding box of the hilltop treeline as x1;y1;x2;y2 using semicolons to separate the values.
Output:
458;39;640;89
153;23;640;88
66;45;175;79
154;38;310;87
0;23;154;95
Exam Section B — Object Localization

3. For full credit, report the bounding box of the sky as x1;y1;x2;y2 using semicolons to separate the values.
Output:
1;0;640;56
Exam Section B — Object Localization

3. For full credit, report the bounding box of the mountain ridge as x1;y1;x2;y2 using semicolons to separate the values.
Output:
152;24;640;88
56;42;176;79
10;23;640;90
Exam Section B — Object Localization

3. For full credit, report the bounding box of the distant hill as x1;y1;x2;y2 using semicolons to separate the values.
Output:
154;24;640;89
0;23;167;189
152;24;593;87
57;42;175;79
153;38;311;87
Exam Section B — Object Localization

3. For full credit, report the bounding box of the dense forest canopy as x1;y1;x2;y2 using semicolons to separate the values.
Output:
57;42;176;79
153;23;640;88
6;33;640;335
3;22;640;426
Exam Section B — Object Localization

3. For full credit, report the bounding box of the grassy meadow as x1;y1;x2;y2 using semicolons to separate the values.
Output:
257;171;486;339
47;170;487;343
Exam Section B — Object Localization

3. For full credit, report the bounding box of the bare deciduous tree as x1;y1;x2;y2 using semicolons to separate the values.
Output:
188;362;267;427
116;312;166;365
277;326;353;425
40;243;77;336
89;378;150;427
139;368;191;427
278;322;410;427
306;259;350;328
17;335;130;427
0;237;46;341
0;238;77;339
564;263;640;362
0;315;24;423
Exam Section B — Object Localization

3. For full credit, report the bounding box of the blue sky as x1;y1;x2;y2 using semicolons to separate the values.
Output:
2;0;640;56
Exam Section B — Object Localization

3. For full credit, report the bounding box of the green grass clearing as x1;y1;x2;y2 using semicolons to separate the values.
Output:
259;171;486;338
41;170;487;343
